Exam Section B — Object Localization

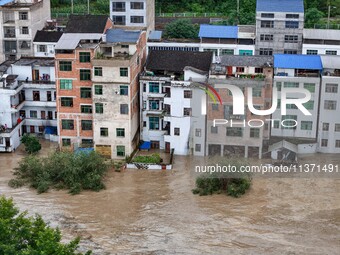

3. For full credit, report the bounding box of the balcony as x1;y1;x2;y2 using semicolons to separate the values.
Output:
24;118;57;127
0;119;26;137
24;100;56;108
209;75;266;86
20;80;56;89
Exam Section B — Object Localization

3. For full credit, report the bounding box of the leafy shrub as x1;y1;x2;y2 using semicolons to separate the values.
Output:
21;134;41;154
132;153;161;164
9;151;109;195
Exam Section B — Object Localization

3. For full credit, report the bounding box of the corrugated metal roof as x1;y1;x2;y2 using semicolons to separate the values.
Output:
320;55;340;69
0;0;13;6
148;30;162;41
199;25;238;39
304;29;340;41
105;29;141;43
274;54;322;70
256;0;304;13
55;33;102;50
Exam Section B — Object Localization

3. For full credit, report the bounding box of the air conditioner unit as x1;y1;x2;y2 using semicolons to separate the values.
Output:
50;50;54;54
44;52;48;56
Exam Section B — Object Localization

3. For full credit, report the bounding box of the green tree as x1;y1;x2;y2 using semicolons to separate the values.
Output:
21;134;42;154
0;196;91;255
305;8;325;28
164;19;199;38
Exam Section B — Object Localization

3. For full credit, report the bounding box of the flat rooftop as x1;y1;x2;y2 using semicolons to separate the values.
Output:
13;57;54;67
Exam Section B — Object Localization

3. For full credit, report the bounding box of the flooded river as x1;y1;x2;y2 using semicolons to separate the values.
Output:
0;141;339;254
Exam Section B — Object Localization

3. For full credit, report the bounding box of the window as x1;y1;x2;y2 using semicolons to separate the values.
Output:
211;126;218;134
236;67;244;73
120;67;128;77
212;104;219;111
276;82;282;91
81;105;92;113
4;27;15;38
130;16;144;23
261;13;274;18
112;15;126;25
30;111;37;118
220;49;234;55
112;2;125;11
326;50;337;55
324;100;337;110
183;108;192;116
94;67;102;76
260;34;273;41
95;85;103;95
250;128;260;138
281;115;297;129
80;69;91;81
303;100;314;110
274;120;280;129
252;88;262;97
59;61;72;71
284;82;299;88
195;144;201;152
4;41;16;52
79;52;90;62
33;91;40;101
82;139;93;146
149;117;159;130
336;140;340;148
80;88;91;98
61;97;73;107
95;103;103;114
120;85;128;95
284;49;297;54
38;45;46;52
184;90;192;98
62;120;74;130
255;68;263;73
323;123;329;131
100;128;109;137
62;139;71;146
20;41;30;49
195;129;201;137
121;44;129;49
226;127;243;137
19;12;28;20
321;139;328;147
304;83;315;93
117;145;125;156
60;80;72;90
259;48;273;55
306;50;318;55
301;121;313;130
131;2;144;9
20;27;29;35
174;128;180;136
325;83;338;93
149;82;159;93
120;104;128;114
81;120;92;130
284;35;298;43
149;100;159;110
286;14;299;19
285;21;299;28
335;124;340;132
116;128;125;137
261;20;274;28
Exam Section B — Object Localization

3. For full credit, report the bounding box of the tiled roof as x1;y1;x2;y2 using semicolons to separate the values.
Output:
105;29;141;43
274;54;322;70
199;25;238;39
65;15;109;33
220;55;273;67
256;0;304;13
146;50;213;73
33;31;63;43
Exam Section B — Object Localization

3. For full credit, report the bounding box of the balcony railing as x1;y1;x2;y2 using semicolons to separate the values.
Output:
4;33;15;38
19;80;55;85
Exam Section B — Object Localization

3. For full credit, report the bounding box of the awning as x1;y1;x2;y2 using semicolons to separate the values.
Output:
139;141;151;150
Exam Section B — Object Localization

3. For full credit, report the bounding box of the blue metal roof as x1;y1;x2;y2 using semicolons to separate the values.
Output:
139;141;151;150
0;0;13;6
256;0;304;13
274;54;323;70
198;25;238;39
105;29;141;43
149;30;162;41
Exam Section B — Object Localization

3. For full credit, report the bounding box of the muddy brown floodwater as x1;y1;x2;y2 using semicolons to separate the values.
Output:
0;141;339;255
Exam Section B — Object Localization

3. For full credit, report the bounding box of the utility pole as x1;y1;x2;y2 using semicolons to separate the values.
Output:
328;4;331;29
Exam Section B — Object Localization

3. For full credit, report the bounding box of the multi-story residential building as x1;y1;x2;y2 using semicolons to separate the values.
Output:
318;55;340;153
0;0;51;62
91;28;147;159
147;25;255;56
110;0;155;32
0;57;57;152
55;15;112;150
33;30;63;58
207;55;273;158
255;0;304;55
303;29;340;56
140;50;213;156
271;54;322;154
